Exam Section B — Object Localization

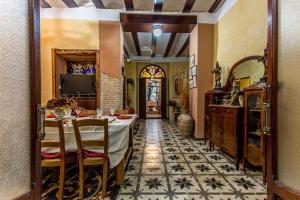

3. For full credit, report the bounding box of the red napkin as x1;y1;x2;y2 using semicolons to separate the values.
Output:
46;114;56;118
117;115;133;119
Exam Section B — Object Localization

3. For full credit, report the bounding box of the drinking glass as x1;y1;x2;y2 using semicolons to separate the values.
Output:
64;108;72;119
110;106;115;116
97;108;103;119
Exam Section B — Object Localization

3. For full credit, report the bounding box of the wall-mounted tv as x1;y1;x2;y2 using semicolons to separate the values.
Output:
60;74;96;96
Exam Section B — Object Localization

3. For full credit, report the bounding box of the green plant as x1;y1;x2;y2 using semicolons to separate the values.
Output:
168;100;177;107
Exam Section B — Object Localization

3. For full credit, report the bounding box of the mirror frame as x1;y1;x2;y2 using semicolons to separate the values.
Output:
223;55;267;91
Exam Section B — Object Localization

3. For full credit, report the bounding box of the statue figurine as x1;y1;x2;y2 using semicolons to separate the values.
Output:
230;80;241;106
212;62;222;89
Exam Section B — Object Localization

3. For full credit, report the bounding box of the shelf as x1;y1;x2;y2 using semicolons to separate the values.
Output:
248;109;262;112
248;131;261;136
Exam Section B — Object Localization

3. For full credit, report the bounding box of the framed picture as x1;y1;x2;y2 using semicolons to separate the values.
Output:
189;80;193;89
173;75;180;97
192;75;197;88
189;68;192;80
191;65;197;76
190;54;195;67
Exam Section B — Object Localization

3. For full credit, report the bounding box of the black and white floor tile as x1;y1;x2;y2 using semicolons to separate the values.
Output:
117;119;266;200
42;119;266;200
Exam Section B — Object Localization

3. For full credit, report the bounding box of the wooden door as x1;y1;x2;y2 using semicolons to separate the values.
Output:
161;78;167;119
210;110;221;147
267;0;300;199
139;78;146;119
222;114;237;156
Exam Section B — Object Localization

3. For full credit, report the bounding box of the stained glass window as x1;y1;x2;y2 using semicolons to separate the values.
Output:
140;65;165;78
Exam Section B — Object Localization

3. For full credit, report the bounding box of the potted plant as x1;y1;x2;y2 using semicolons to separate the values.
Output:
168;100;177;122
177;78;193;137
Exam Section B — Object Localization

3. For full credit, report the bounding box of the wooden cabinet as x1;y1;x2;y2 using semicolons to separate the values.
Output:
208;105;243;169
76;97;97;110
205;89;225;142
243;85;266;184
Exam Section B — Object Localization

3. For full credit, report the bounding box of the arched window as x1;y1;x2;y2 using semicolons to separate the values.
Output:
140;65;166;79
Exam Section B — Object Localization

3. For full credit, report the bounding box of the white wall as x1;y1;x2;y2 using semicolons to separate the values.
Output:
0;0;31;198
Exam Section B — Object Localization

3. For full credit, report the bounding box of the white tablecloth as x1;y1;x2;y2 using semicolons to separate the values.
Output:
43;115;137;168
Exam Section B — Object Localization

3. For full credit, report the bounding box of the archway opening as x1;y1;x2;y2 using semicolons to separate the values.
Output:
139;65;167;119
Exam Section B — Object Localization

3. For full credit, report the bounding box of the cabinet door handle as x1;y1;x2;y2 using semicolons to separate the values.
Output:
263;102;271;136
37;104;46;141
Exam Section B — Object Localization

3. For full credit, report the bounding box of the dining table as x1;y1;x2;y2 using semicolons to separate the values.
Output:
42;114;138;185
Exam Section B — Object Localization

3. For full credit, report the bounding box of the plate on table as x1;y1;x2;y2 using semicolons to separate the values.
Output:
117;115;133;120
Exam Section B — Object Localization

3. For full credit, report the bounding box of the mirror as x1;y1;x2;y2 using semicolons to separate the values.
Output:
224;56;266;91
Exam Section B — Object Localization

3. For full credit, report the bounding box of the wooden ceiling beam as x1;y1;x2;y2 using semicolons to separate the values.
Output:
209;0;224;13
154;0;163;12
62;0;78;8
40;0;51;8
151;34;158;57
121;13;197;25
132;32;141;56
124;0;134;11
176;36;190;57
92;0;105;9
164;33;176;57
183;0;196;12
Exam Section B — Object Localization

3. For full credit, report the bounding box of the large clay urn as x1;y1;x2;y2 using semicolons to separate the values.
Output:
177;110;193;137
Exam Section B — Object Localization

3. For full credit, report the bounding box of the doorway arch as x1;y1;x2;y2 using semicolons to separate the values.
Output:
139;65;167;119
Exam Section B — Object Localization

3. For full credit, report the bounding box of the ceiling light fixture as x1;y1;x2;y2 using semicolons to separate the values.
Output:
152;24;162;37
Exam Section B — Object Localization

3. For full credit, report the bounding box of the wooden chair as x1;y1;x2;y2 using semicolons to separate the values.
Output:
41;120;65;200
72;119;109;199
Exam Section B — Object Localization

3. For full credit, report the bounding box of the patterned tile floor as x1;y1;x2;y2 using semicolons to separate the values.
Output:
117;119;266;200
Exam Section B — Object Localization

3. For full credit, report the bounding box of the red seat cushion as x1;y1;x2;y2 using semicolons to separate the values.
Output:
41;152;61;159
83;150;105;158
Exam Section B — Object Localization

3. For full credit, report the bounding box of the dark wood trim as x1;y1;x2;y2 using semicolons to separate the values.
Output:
124;0;134;11
176;35;189;57
273;181;300;200
183;0;196;12
62;0;78;7
52;49;100;108
124;46;129;58
164;33;176;57
208;0;224;13
154;0;163;12
29;0;41;199
120;13;197;25
92;0;105;9
151;34;157;57
14;192;33;200
223;55;264;91
267;0;300;199
40;0;51;8
122;23;195;33
132;32;141;56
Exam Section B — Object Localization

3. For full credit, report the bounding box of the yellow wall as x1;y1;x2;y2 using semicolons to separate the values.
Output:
215;0;268;85
124;61;189;113
40;19;100;104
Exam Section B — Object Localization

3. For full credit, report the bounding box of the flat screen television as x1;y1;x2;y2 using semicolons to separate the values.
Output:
60;74;96;96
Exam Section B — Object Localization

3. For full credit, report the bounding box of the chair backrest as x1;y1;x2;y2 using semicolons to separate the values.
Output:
72;119;109;156
42;120;65;153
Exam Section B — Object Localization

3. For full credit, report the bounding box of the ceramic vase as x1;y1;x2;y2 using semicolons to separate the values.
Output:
177;110;193;137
